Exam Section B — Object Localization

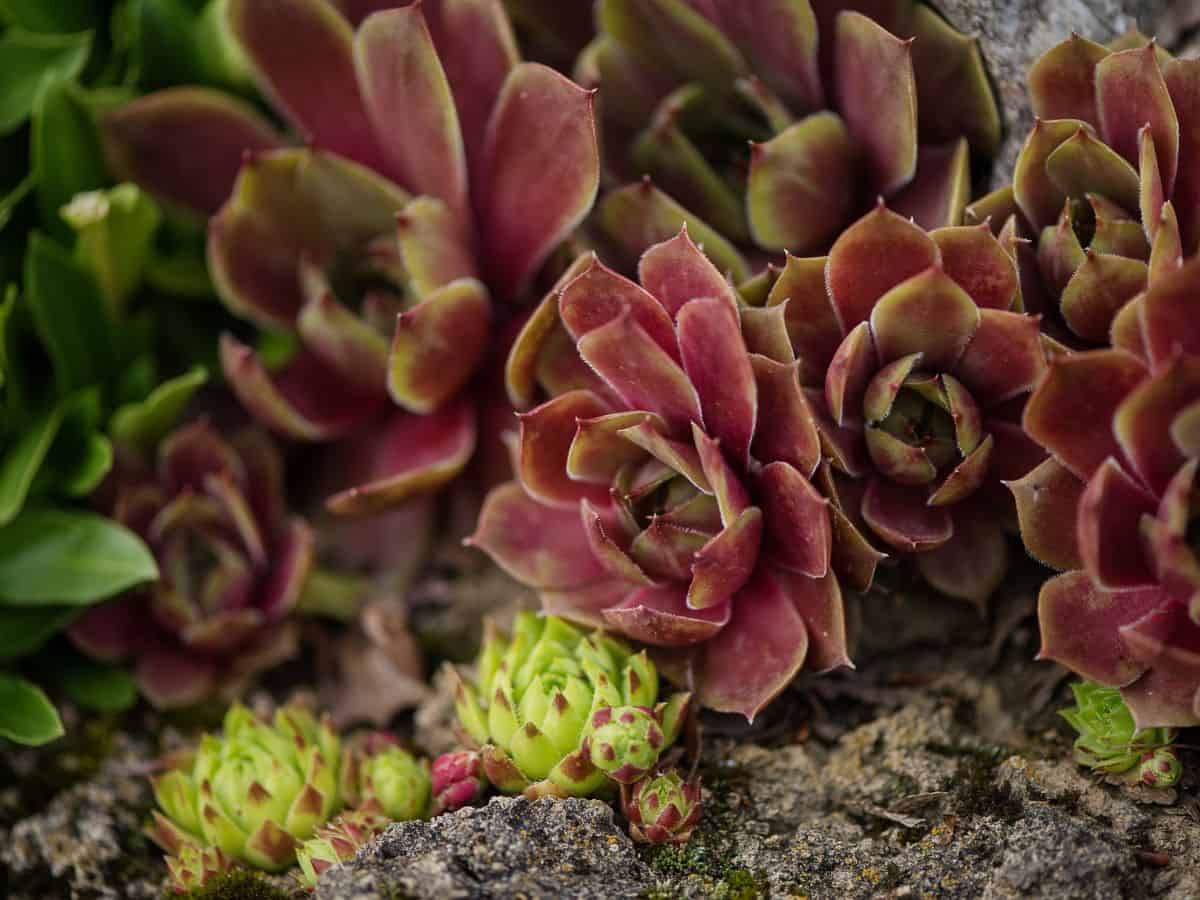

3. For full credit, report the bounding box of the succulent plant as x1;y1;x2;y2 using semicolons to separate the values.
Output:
474;228;850;718
431;750;488;814
580;0;999;267
1059;681;1178;779
147;703;345;871
344;735;432;821
296;806;392;889
165;844;236;895
621;769;703;844
101;0;599;515
966;34;1199;345
1014;253;1200;727
748;202;1049;605
66;421;311;708
449;612;690;797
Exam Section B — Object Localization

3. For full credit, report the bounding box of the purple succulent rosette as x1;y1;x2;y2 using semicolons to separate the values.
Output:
967;34;1200;347
472;228;850;720
581;0;999;268
1016;252;1200;728
101;0;599;514
68;422;312;707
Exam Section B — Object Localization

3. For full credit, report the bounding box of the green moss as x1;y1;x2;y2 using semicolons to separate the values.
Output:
176;869;294;900
639;765;769;898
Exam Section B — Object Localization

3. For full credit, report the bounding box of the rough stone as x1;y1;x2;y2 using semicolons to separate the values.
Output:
314;797;654;900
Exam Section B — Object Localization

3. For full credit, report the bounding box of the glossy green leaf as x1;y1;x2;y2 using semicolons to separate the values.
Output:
0;171;35;232
56;431;112;496
0;673;63;744
0;29;91;135
32;77;108;236
0;404;64;526
0;604;74;659
57;654;136;712
25;231;115;391
0;508;157;605
0;0;100;33
109;364;206;449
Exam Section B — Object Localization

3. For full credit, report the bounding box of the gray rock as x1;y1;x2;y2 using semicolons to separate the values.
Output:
934;0;1171;187
315;797;654;900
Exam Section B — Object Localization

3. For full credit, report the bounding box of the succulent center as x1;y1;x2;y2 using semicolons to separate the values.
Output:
876;385;959;470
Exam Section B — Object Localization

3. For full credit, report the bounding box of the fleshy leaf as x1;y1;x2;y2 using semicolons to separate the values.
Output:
1006;457;1085;571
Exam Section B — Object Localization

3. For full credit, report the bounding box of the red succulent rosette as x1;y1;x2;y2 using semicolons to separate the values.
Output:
101;0;599;514
766;202;1048;604
966;34;1200;346
471;228;849;720
1015;253;1200;727
68;422;312;707
584;0;999;270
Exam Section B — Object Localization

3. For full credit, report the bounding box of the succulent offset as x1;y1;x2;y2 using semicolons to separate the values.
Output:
66;421;312;708
580;0;999;267
449;612;690;796
967;35;1200;346
1015;252;1200;728
621;769;703;844
749;203;1049;604
475;229;850;718
165;844;235;895
296;807;392;889
1059;681;1180;785
147;703;345;871
342;733;432;821
431;750;488;814
102;0;599;515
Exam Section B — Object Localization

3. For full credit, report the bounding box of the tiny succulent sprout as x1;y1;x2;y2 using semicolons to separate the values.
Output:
352;742;432;822
165;844;234;895
449;612;690;797
621;770;703;845
146;702;345;872
431;751;488;815
296;807;391;890
1059;681;1178;781
589;707;668;784
1138;748;1183;789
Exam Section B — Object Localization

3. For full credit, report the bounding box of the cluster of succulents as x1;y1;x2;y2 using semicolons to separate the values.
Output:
147;702;431;892
6;0;1200;891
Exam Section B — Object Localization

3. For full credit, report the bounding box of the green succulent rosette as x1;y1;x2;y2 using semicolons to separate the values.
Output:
347;739;432;822
147;702;344;871
450;613;690;798
1060;681;1180;786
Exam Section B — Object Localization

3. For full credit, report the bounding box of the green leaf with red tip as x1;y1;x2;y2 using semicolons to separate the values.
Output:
1029;34;1108;127
870;266;979;370
518;390;618;509
766;254;840;385
479;63;599;300
747;111;858;253
568;412;668;484
354;6;468;220
395;196;478;297
598;0;745;88
1014;118;1087;229
1044;126;1141;213
388;277;492;415
1036;209;1087;296
927;433;993;505
833;12;916;195
297;290;389;391
1059;252;1147;342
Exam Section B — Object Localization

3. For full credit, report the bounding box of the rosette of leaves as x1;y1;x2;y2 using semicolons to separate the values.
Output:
449;612;690;797
579;0;999;269
340;731;432;821
1059;681;1179;785
621;769;702;844
966;34;1200;346
66;419;313;708
296;806;391;890
746;202;1049;605
101;0;600;515
148;702;347;872
430;749;487;815
473;228;851;718
1014;253;1200;727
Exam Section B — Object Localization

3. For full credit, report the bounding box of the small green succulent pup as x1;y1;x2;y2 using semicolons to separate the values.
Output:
449;613;690;797
1060;681;1181;788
